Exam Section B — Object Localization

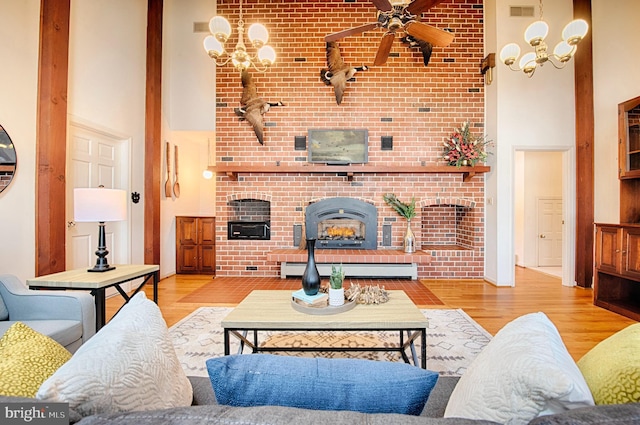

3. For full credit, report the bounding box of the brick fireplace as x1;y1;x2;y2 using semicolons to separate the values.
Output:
213;0;486;279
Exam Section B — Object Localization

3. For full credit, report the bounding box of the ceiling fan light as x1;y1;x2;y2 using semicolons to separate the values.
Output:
388;16;403;31
248;23;269;48
553;41;574;62
203;35;224;57
258;45;276;66
519;52;537;73
500;43;521;65
562;19;588;45
209;16;231;43
524;20;548;46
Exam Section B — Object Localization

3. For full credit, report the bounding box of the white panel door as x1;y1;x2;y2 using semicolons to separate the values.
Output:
537;197;563;267
66;124;129;275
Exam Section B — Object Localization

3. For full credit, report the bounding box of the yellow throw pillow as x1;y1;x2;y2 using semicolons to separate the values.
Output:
577;323;640;405
0;322;72;397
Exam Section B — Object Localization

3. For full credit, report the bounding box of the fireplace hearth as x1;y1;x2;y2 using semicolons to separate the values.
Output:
305;198;377;249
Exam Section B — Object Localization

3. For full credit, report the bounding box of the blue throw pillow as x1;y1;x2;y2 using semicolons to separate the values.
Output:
206;354;439;415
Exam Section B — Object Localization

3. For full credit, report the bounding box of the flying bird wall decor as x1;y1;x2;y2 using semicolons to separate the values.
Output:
234;69;285;144
401;35;433;66
320;41;368;105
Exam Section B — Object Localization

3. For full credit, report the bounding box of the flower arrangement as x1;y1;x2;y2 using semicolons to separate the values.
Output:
442;121;492;167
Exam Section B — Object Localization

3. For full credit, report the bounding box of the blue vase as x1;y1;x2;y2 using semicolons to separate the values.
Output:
301;238;321;295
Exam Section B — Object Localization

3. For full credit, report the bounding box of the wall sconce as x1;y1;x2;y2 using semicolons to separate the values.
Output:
481;53;495;85
74;187;127;272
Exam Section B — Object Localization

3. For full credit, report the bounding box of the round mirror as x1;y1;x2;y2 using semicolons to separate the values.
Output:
0;125;17;193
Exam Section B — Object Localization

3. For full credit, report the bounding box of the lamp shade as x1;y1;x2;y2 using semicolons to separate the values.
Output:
524;20;548;46
519;52;537;73
257;45;276;66
209;16;231;42
553;41;575;62
203;35;224;57
499;43;521;65
74;188;127;222
562;19;588;45
248;23;269;46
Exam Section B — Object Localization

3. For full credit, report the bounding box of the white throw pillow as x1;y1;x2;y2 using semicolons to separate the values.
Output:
36;292;192;419
444;312;594;425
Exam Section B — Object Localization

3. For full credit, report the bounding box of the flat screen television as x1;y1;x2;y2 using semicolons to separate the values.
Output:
307;129;368;164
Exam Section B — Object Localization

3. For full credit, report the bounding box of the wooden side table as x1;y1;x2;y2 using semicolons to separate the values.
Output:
27;264;160;331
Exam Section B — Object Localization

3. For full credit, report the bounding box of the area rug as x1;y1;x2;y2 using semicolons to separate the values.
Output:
168;307;492;377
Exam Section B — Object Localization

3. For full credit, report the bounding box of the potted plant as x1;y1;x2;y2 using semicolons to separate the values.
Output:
383;193;417;253
328;264;346;306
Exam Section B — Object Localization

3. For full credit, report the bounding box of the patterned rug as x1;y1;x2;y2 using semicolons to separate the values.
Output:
169;307;492;377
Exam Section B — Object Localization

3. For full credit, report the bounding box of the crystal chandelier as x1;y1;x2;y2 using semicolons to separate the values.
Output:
499;0;588;77
203;0;276;72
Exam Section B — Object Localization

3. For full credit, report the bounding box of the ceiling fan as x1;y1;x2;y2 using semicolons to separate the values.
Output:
325;0;454;66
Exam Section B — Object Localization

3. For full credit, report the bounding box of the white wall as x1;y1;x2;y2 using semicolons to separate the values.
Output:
165;0;216;131
592;0;640;223
160;0;216;278
159;131;215;277
486;0;577;286
0;0;40;282
68;0;148;266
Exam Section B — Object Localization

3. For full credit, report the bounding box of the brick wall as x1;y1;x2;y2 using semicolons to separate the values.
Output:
214;0;485;278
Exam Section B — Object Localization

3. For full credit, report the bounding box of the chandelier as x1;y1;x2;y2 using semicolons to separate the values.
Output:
499;0;588;77
203;0;276;72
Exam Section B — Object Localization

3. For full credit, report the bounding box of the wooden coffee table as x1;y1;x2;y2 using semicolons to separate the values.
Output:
221;290;428;368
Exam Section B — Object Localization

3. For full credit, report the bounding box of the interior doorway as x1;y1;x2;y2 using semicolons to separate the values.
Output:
514;150;565;283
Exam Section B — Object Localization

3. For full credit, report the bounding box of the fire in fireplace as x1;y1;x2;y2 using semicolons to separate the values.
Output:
305;197;377;249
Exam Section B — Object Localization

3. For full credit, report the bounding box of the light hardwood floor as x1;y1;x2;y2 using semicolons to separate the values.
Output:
106;266;637;361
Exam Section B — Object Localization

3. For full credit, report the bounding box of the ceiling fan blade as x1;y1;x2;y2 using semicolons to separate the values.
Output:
406;0;445;15
404;21;454;47
371;0;393;12
373;32;395;66
325;23;379;42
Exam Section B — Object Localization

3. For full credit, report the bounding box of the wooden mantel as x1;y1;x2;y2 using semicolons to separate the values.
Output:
214;164;490;182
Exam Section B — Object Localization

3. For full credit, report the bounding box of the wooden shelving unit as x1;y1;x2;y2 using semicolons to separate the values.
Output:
213;164;490;182
594;96;640;321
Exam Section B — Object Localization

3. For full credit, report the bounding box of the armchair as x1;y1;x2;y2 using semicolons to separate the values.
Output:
0;274;95;353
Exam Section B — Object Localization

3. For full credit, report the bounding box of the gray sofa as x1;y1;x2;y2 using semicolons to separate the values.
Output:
0;274;95;353
0;375;626;424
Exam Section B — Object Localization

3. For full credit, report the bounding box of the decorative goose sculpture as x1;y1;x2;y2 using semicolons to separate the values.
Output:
320;41;368;105
234;69;285;145
401;35;433;66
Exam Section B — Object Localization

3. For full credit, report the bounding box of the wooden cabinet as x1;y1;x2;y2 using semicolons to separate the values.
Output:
619;96;640;179
176;216;216;274
594;223;640;321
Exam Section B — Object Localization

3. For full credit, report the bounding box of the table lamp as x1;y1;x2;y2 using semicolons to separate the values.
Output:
74;187;127;272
